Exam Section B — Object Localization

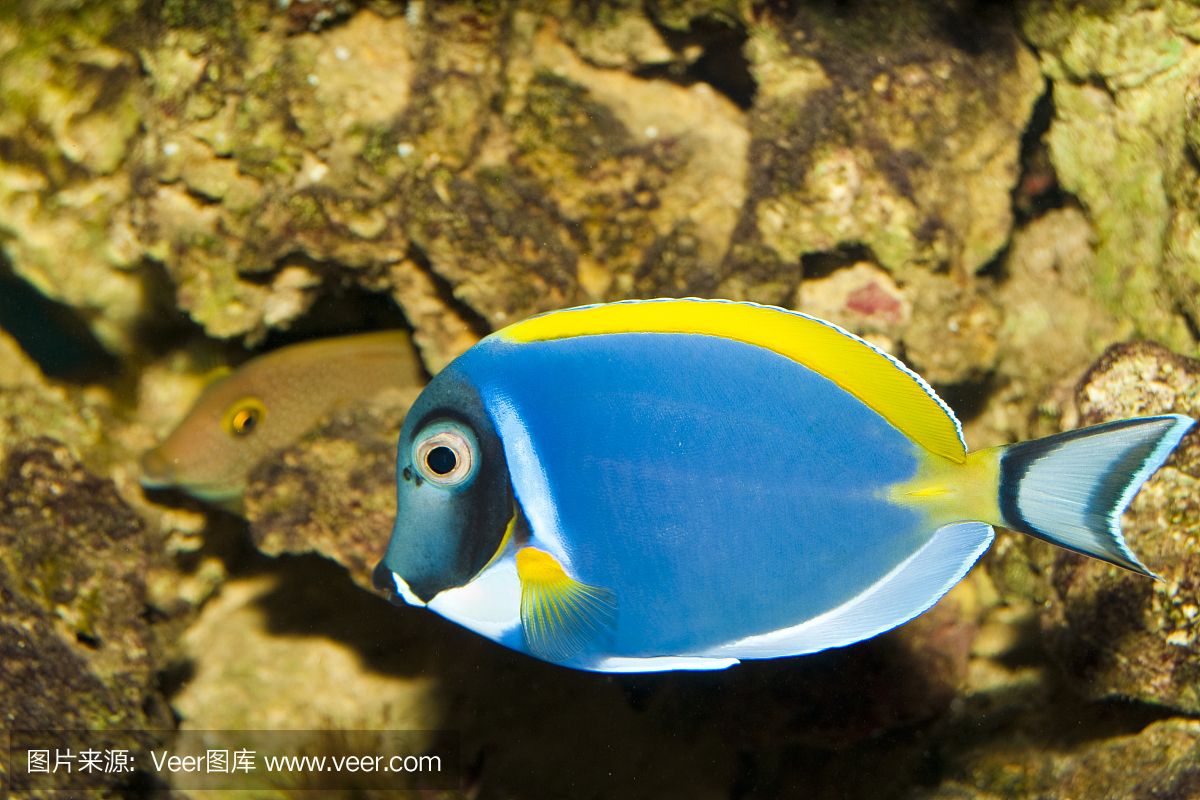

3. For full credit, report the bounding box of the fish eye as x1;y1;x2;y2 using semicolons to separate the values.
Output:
426;445;458;475
222;398;266;438
412;422;477;487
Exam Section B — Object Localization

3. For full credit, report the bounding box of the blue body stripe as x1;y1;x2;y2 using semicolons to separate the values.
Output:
451;332;929;657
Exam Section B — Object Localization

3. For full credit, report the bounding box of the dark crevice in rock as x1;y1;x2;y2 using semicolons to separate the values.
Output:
931;371;997;424
75;631;101;649
128;257;204;358
404;242;494;338
1013;83;1068;224
934;0;1021;57
800;243;879;281
639;12;756;110
975;241;1010;281
0;254;121;383
178;182;227;208
256;276;415;350
157;656;197;706
1178;300;1200;344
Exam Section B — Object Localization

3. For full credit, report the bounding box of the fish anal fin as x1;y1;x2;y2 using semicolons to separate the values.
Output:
701;521;994;659
516;547;616;663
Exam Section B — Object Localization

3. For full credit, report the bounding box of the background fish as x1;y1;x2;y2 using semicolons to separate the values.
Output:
142;330;426;505
375;299;1195;673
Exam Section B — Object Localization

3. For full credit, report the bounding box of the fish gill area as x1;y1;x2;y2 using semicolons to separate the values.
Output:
1;1;1200;798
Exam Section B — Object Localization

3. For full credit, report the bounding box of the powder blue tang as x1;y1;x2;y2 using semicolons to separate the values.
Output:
375;299;1193;673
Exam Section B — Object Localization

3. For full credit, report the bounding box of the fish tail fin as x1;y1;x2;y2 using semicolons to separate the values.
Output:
998;415;1194;578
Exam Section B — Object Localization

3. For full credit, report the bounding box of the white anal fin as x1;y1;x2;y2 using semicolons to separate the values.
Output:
588;655;740;673
701;522;994;659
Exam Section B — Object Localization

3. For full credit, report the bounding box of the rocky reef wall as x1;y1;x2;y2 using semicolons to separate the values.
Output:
2;1;1199;798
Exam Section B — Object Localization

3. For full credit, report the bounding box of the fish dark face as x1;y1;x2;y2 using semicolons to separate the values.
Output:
378;366;513;604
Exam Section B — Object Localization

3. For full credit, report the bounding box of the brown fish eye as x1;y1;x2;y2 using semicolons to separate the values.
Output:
223;398;267;438
413;427;475;486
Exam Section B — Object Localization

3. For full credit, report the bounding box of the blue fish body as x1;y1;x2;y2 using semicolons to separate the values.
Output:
376;299;1194;672
455;333;926;656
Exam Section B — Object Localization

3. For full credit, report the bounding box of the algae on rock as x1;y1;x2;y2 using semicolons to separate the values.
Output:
0;439;172;793
920;717;1200;800
243;389;418;591
1041;343;1200;712
739;1;1042;385
1021;0;1200;349
975;208;1120;447
744;5;1042;283
0;2;146;356
2;0;1048;395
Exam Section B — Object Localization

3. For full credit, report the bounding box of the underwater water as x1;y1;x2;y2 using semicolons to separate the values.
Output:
2;1;1200;798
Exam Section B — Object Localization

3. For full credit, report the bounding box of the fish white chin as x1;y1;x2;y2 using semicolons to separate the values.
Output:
427;558;521;641
389;573;428;608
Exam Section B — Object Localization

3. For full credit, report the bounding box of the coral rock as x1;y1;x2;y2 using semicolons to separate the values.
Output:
243;390;417;591
1038;342;1200;711
0;439;171;792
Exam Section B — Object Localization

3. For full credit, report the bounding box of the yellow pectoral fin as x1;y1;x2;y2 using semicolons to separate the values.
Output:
516;547;616;663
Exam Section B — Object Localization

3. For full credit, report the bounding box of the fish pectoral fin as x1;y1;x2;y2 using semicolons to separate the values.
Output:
516;547;616;663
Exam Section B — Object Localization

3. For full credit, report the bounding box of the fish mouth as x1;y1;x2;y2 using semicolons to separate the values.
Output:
372;562;428;607
180;483;242;505
138;448;177;489
139;468;241;507
138;474;174;491
139;449;241;504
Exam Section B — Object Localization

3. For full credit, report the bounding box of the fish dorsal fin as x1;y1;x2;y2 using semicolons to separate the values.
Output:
499;299;966;462
201;365;234;386
515;547;617;663
701;521;994;659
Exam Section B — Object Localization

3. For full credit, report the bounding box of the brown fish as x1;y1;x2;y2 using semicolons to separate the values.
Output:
141;331;425;505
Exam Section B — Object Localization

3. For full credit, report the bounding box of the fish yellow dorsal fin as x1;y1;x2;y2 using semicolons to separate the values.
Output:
201;365;234;385
515;547;617;663
499;299;967;463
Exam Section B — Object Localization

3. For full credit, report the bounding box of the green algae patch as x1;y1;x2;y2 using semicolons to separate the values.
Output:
1021;0;1200;349
744;1;1042;283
